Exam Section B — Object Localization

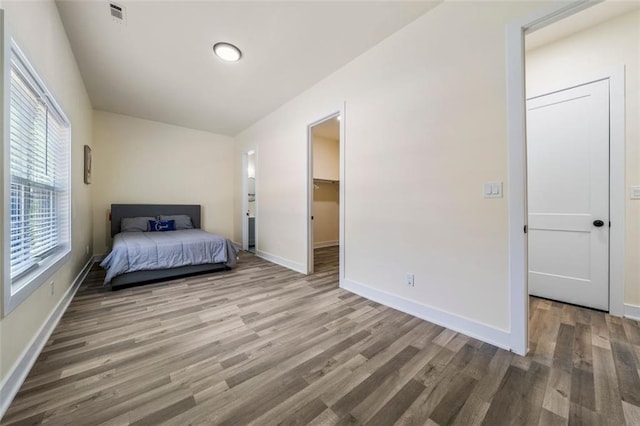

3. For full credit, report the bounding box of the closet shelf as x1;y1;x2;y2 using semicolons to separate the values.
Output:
313;178;339;184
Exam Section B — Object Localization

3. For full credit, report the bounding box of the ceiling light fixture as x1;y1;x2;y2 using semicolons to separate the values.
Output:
213;42;242;62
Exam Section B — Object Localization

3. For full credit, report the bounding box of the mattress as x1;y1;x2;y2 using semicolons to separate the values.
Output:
100;229;237;284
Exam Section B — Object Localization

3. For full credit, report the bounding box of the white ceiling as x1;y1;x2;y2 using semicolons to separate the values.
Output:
526;1;640;51
55;1;440;136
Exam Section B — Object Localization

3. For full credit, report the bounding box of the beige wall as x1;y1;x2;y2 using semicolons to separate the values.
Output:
313;136;339;181
313;136;339;246
92;111;235;254
313;182;339;246
248;153;255;217
234;1;541;333
0;0;93;381
312;136;339;246
526;10;640;306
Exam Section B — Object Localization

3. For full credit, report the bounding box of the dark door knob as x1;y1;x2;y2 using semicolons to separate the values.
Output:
593;220;604;227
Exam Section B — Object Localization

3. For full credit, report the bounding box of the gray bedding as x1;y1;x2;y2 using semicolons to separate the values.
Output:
100;229;238;284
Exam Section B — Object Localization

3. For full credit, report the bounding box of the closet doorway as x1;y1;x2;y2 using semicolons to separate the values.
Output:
242;149;257;253
307;113;341;274
505;1;632;354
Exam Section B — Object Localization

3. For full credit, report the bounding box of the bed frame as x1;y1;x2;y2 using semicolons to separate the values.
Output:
108;204;229;290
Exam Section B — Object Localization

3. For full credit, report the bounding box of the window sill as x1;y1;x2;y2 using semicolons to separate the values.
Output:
3;248;71;317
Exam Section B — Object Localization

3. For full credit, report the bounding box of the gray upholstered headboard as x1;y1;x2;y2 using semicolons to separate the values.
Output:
110;204;201;237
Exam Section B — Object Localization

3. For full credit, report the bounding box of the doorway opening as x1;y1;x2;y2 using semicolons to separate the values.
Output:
307;112;341;275
242;149;257;253
507;1;631;354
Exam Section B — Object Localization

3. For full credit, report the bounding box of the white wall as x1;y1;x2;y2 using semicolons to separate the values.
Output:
92;111;235;254
234;1;542;345
526;10;640;306
0;0;93;385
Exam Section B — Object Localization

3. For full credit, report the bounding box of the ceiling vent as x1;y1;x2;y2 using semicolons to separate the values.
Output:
109;3;126;24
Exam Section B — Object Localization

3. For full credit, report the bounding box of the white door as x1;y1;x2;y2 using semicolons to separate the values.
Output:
527;79;609;311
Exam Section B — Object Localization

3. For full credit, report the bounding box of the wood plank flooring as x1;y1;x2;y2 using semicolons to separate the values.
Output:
3;246;640;425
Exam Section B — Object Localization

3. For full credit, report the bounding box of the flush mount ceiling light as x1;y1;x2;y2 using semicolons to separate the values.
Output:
213;42;242;62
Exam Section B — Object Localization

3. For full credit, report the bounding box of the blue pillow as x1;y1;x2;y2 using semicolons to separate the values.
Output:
148;219;175;232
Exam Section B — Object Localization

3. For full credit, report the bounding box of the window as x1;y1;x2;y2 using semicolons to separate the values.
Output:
5;41;70;305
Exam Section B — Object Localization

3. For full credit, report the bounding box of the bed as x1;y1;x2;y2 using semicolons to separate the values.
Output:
100;204;237;290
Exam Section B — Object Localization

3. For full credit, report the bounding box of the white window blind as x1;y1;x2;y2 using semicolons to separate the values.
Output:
9;45;70;287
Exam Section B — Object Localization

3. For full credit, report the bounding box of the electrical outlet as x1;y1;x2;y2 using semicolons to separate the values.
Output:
85;245;89;255
50;281;55;296
405;273;414;287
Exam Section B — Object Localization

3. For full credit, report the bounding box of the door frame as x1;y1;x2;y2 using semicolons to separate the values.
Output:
306;104;345;278
241;149;257;252
507;0;626;355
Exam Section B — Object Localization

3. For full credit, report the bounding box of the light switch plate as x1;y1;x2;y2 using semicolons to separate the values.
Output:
483;182;503;199
631;186;640;200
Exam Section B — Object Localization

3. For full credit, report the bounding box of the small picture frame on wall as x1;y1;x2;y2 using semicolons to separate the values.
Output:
84;145;92;184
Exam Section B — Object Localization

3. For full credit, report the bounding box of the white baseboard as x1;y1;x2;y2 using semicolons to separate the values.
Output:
625;303;640;321
314;240;339;249
231;241;243;252
0;256;94;420
341;278;511;351
256;250;306;274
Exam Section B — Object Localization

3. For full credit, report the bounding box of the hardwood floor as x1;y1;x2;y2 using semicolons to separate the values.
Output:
3;246;640;425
